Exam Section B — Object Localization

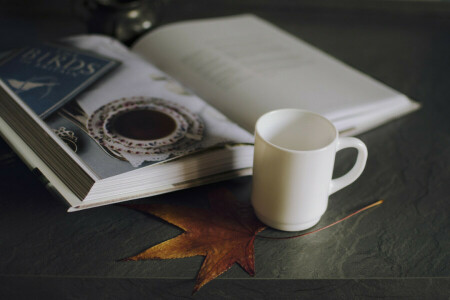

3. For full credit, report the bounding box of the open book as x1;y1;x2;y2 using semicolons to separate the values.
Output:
0;15;419;211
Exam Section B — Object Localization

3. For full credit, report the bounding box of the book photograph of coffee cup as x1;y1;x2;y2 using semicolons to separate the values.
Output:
86;96;204;163
102;102;189;148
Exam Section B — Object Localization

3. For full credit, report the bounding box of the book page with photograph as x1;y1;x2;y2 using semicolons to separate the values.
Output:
44;35;253;180
132;15;418;134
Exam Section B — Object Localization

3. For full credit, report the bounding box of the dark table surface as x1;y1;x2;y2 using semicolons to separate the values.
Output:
0;2;449;299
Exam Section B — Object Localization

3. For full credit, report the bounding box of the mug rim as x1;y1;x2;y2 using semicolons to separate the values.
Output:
255;108;338;153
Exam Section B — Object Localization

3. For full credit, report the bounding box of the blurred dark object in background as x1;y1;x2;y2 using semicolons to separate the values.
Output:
77;0;163;45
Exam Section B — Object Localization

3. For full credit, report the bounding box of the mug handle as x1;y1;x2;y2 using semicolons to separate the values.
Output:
329;137;368;195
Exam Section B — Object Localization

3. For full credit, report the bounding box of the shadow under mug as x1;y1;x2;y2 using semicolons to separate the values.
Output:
251;109;368;231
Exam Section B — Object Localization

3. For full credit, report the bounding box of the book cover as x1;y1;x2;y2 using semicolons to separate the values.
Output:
0;43;119;118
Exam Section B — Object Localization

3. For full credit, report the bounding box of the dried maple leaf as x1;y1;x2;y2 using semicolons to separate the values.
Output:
122;188;266;293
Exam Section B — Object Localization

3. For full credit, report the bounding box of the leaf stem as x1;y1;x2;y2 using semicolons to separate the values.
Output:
257;200;383;240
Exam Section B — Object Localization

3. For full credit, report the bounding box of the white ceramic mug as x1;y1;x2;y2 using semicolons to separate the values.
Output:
251;109;368;231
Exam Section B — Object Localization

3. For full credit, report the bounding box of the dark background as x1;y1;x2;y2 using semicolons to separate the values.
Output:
1;0;450;48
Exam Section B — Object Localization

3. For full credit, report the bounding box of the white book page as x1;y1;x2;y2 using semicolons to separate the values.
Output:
45;35;254;178
133;15;414;132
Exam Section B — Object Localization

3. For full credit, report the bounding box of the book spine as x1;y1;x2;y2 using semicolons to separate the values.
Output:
0;113;82;209
31;167;71;208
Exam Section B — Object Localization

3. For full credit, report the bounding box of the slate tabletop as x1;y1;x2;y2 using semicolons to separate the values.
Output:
0;1;449;299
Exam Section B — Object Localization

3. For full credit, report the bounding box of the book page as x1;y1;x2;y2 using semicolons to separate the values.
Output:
41;35;253;179
132;15;414;132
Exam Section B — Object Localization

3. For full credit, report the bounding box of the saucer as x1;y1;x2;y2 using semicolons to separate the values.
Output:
102;103;188;148
87;97;204;157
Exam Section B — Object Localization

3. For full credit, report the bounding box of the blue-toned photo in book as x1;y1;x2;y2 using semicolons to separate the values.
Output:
0;43;119;118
